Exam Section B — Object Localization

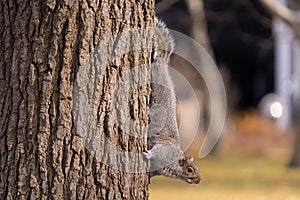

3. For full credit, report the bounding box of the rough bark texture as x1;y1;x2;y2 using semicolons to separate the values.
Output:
0;0;154;199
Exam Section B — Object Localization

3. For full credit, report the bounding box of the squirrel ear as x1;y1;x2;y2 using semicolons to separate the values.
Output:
179;157;188;166
189;156;194;162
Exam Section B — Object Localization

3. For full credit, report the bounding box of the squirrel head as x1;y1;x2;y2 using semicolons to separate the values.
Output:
178;156;201;184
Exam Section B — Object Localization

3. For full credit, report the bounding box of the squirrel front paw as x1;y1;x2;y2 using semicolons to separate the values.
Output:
143;150;153;160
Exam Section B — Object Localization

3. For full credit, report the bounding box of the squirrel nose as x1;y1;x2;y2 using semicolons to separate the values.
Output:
196;176;201;184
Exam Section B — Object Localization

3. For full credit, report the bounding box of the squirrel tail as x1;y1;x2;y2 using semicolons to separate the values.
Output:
154;17;175;63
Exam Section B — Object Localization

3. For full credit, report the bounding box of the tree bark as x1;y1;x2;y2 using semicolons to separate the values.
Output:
0;0;154;199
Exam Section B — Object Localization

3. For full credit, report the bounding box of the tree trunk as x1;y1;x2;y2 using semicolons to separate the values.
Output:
289;94;300;167
288;0;300;166
289;130;300;167
0;0;154;199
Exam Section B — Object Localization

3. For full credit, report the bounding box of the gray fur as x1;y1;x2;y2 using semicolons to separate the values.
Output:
144;18;201;184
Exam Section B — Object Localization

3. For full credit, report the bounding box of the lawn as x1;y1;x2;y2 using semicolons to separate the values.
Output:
149;155;300;200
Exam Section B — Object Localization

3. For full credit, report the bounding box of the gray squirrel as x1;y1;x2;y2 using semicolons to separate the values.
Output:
143;18;201;184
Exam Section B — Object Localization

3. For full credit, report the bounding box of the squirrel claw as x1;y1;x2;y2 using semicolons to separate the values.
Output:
143;150;152;160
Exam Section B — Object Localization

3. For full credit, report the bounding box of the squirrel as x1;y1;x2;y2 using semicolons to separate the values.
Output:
143;17;201;184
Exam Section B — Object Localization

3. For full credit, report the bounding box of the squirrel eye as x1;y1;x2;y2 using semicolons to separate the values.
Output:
187;167;194;173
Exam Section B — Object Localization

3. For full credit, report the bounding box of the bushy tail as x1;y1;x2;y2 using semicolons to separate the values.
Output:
153;17;175;63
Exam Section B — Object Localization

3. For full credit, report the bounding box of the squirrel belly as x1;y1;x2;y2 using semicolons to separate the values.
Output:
144;18;201;184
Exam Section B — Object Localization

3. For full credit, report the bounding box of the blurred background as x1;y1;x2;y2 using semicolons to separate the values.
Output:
150;0;300;199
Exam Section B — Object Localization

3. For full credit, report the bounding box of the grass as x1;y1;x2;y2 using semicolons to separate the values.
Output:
149;154;300;200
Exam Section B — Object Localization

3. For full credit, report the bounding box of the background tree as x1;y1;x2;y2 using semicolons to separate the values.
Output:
0;0;154;199
202;0;274;110
259;0;300;167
